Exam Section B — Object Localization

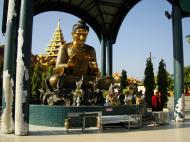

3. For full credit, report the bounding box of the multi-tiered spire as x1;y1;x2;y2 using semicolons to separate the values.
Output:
37;19;66;67
45;19;65;59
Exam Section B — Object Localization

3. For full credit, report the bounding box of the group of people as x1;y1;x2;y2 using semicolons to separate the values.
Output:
152;91;163;111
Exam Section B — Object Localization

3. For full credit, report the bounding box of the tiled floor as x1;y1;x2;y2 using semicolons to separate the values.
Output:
1;119;190;142
1;96;190;142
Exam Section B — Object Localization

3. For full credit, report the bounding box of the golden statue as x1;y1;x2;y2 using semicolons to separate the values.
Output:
47;20;112;90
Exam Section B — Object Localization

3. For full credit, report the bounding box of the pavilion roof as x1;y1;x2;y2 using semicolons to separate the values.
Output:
2;0;190;43
33;0;140;43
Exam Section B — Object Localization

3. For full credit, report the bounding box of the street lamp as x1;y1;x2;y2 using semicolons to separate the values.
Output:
186;35;190;44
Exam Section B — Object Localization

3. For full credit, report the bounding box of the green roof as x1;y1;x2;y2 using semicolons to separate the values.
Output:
180;0;190;13
33;0;140;43
2;0;190;42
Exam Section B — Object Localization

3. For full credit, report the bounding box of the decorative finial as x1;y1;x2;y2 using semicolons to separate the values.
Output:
57;19;60;30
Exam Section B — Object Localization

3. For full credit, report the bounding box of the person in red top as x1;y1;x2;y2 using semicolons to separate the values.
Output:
152;91;159;111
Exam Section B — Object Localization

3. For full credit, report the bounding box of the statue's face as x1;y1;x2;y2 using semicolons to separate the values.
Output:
72;28;88;47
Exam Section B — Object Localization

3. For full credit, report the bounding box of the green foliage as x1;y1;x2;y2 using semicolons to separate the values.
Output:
157;59;169;108
47;66;54;78
120;69;127;91
30;64;54;100
167;73;174;91
41;72;47;91
187;36;190;44
41;66;54;91
31;64;42;99
102;90;108;98
144;58;155;107
122;87;132;94
130;83;138;95
0;57;3;97
184;65;190;93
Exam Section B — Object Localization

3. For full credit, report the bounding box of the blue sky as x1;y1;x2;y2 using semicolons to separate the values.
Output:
0;0;190;80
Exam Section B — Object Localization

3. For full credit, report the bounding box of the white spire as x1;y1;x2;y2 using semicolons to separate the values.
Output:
57;19;60;30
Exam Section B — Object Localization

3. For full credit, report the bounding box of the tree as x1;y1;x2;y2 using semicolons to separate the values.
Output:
157;59;169;108
186;35;190;44
31;64;42;100
120;69;127;92
41;66;54;91
144;58;155;107
0;57;3;106
167;73;174;96
184;66;190;93
46;65;54;78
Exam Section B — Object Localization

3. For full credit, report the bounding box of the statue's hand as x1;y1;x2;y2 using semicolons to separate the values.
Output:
89;61;97;69
88;60;99;76
67;62;76;68
53;66;65;75
88;57;98;69
68;57;78;68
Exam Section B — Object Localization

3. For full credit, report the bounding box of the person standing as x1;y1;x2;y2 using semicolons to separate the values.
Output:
157;91;163;111
152;91;159;111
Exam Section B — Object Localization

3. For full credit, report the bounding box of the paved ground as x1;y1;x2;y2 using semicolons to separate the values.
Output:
1;120;190;142
0;96;190;142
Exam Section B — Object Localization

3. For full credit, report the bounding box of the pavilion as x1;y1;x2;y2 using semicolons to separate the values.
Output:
1;0;190;135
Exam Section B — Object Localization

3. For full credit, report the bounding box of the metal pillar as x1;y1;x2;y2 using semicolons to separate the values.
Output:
172;4;185;121
106;40;113;76
1;0;20;134
15;0;33;135
101;35;106;76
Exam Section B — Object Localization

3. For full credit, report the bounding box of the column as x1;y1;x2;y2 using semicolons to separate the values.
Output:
1;0;20;134
15;0;33;135
101;35;106;76
106;40;113;76
1;0;9;34
172;4;185;121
